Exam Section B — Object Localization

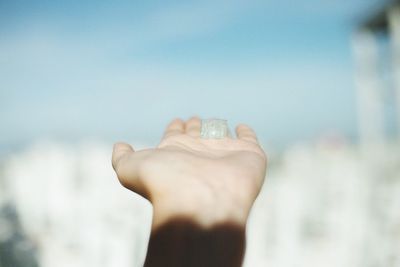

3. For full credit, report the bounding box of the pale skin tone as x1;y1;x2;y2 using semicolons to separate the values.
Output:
111;117;267;230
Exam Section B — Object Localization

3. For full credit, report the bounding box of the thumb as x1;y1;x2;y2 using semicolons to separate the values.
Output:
112;142;134;171
111;142;149;199
112;142;140;187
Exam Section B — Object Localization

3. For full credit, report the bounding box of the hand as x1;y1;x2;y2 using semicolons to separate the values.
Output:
112;117;267;228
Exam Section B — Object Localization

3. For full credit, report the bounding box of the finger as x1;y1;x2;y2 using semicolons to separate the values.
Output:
112;142;134;171
235;124;259;144
185;116;201;137
163;118;185;138
112;142;140;186
112;142;150;199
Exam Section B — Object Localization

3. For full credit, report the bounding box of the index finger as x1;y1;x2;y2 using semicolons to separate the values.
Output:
235;124;259;144
163;118;185;138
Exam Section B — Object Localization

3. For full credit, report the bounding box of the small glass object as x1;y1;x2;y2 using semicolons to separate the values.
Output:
200;119;230;139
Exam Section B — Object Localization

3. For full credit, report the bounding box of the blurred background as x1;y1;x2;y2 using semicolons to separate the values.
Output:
1;0;400;266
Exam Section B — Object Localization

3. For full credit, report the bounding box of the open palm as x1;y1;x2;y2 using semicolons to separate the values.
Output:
112;117;267;226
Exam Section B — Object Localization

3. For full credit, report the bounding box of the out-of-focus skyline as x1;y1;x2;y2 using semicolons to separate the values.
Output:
0;0;386;148
1;2;400;267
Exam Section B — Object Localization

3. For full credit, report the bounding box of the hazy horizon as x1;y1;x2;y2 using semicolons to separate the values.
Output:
0;0;387;149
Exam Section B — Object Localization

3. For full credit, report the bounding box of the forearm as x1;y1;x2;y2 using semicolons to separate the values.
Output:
143;196;249;267
144;217;246;267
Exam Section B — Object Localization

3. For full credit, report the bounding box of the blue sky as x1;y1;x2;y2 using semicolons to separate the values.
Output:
0;0;386;149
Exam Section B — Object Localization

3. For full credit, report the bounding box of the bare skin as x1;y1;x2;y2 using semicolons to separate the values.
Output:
111;117;267;266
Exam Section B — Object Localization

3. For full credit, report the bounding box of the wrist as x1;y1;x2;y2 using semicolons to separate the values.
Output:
151;192;249;230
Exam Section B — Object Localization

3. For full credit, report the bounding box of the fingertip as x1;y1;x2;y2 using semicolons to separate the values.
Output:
235;123;250;136
185;116;202;137
188;115;201;121
113;142;134;152
170;118;185;124
235;123;251;131
163;118;185;138
235;123;259;143
185;116;201;126
166;118;185;130
112;142;134;170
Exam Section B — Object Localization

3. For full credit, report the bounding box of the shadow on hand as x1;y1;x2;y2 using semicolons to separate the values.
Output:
144;218;245;267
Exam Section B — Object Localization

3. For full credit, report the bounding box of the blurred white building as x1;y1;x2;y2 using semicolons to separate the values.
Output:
0;138;399;267
350;2;400;265
0;142;152;267
353;0;400;147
